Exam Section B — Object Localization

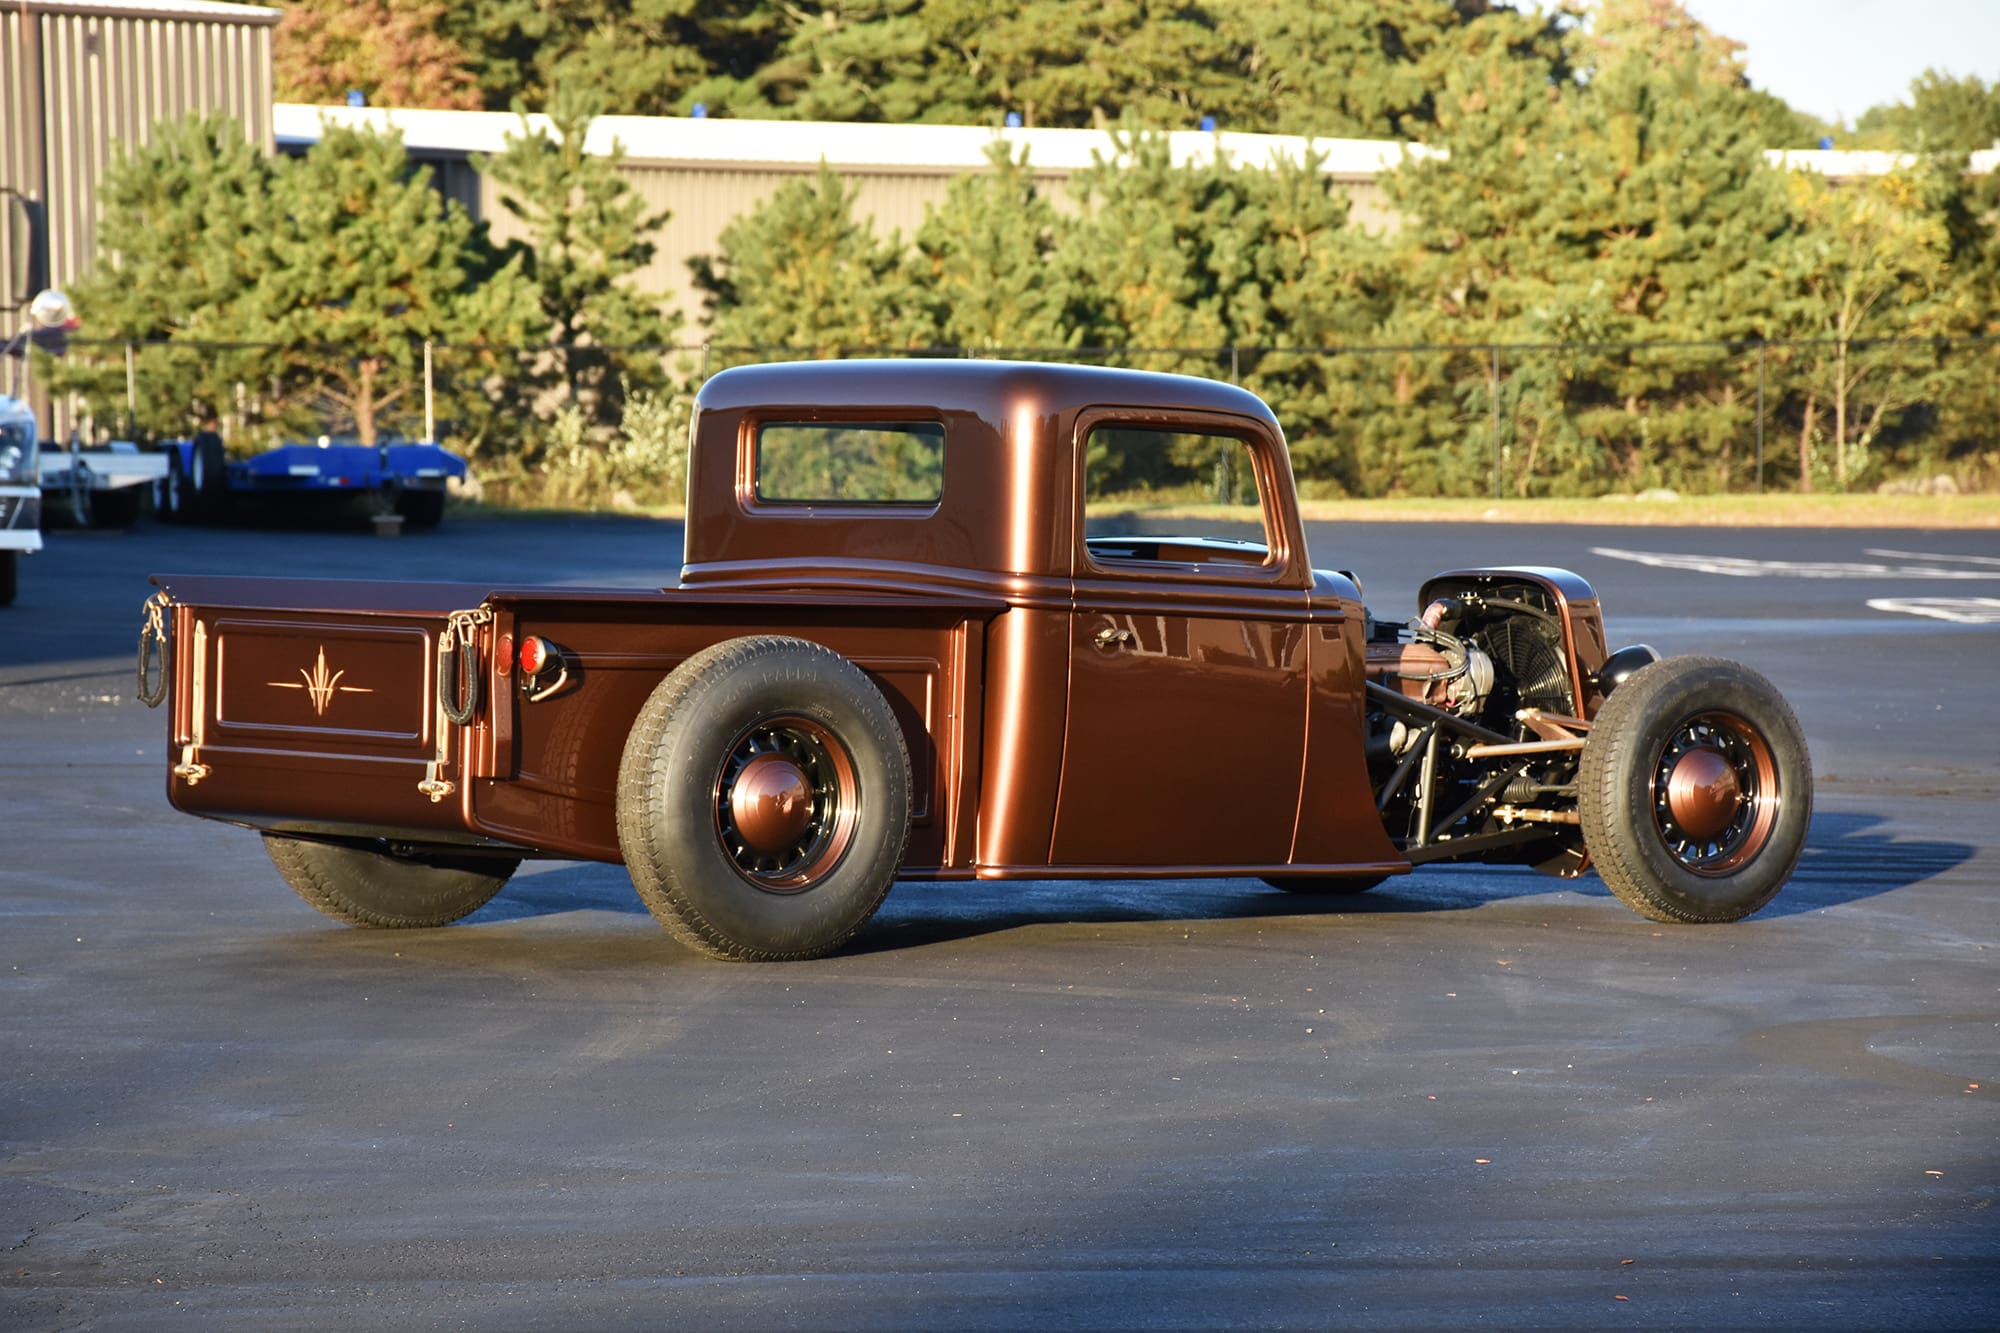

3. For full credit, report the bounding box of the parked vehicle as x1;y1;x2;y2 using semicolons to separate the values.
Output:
37;436;167;529
156;432;465;527
0;393;38;606
140;361;1813;960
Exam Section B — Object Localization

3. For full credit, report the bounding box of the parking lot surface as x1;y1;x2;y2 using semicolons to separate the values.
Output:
3;514;1996;1329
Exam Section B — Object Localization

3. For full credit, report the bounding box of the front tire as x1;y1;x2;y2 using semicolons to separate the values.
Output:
617;636;912;961
1579;656;1811;924
264;834;517;928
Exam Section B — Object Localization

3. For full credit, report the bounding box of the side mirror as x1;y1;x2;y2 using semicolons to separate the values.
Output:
0;188;48;314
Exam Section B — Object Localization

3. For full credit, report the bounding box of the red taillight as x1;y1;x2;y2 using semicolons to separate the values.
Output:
519;635;550;676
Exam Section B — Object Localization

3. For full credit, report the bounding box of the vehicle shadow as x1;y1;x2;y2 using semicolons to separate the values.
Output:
468;809;1968;951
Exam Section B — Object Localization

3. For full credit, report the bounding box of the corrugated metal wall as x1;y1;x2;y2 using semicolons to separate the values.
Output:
471;161;1392;338
1;7;48;315
2;0;276;433
34;4;275;291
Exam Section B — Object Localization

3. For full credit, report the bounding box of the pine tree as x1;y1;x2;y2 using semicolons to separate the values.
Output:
908;142;1079;350
1058;129;1387;491
692;162;928;358
245;123;538;445
1385;2;1797;495
45;115;278;439
439;0;739;116
479;87;679;424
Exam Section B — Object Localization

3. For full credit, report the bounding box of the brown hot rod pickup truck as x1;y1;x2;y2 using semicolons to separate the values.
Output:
142;361;1812;961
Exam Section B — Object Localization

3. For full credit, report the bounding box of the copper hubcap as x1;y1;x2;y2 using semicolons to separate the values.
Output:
729;753;815;853
1664;747;1741;841
713;716;859;893
1650;711;1779;876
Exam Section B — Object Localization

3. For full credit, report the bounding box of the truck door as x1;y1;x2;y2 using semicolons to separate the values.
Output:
1049;414;1310;870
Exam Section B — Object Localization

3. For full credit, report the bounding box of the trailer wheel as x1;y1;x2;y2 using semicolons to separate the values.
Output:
159;450;190;522
1261;874;1387;896
617;636;911;962
90;485;143;529
397;488;446;529
190;431;227;520
1579;656;1811;924
0;550;16;607
264;834;516;928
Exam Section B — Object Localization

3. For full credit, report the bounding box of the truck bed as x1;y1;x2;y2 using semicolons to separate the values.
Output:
153;575;1004;866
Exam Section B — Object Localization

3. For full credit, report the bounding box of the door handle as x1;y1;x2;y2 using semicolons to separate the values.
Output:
1094;626;1135;648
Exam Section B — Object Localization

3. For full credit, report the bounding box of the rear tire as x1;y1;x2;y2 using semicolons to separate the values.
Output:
617;636;911;961
263;834;517;928
1579;656;1811;924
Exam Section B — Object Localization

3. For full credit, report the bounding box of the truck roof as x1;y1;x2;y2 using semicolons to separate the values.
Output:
695;358;1279;427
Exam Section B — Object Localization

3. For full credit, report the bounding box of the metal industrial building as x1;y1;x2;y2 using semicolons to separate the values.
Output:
3;0;275;436
2;0;276;310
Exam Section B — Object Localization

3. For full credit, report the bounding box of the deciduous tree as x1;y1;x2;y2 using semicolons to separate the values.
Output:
275;0;480;110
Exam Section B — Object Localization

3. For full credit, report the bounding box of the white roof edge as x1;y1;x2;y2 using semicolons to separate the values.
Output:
27;0;279;19
1770;146;2000;175
273;104;1434;177
274;106;1996;180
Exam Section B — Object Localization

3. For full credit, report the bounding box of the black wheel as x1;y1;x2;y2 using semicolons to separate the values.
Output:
1262;874;1388;896
1579;656;1811;924
160;449;191;522
0;550;16;607
396;488;446;528
190;431;227;520
89;485;143;528
263;834;518;928
616;635;912;961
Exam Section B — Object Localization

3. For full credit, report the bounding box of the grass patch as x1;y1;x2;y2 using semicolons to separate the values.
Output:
1094;494;1999;529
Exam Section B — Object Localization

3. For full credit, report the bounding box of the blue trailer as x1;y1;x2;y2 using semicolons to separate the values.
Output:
157;432;466;528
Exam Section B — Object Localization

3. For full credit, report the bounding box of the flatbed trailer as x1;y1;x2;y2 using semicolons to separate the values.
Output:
157;433;465;528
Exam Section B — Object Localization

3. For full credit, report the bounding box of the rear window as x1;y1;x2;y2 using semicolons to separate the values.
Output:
755;422;944;505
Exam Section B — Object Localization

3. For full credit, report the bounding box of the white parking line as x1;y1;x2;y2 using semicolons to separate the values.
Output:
1590;547;2000;579
1866;597;2000;624
1863;548;2000;568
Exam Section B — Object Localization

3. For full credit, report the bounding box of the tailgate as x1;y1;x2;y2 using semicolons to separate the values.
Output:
151;577;497;837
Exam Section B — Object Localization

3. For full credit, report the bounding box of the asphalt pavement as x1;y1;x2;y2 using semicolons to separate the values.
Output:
2;511;1995;1329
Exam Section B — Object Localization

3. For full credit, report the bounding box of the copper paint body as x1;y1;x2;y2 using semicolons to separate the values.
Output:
151;361;1609;882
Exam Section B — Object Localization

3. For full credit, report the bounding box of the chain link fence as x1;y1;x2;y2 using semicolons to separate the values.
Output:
35;333;2000;503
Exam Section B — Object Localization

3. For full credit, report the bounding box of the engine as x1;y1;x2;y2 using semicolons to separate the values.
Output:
1363;583;1575;752
1360;575;1593;872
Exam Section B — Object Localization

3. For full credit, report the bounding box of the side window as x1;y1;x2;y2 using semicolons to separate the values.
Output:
755;421;944;505
1082;424;1274;569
